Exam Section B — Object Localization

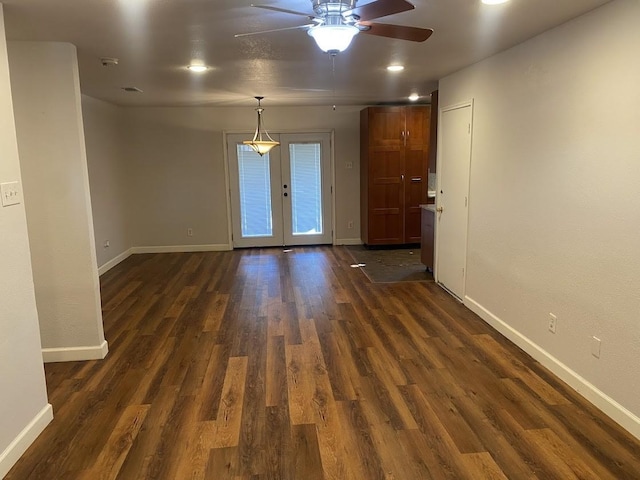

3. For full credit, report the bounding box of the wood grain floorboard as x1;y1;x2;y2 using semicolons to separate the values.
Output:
6;246;640;479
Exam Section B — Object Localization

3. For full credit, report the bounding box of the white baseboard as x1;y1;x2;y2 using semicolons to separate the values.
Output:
0;404;53;478
42;340;109;363
464;295;640;441
335;238;362;246
131;244;232;254
98;248;133;276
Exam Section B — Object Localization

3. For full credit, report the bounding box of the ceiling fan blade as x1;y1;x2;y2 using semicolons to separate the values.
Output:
344;0;415;22
235;23;315;38
359;22;433;42
251;4;315;19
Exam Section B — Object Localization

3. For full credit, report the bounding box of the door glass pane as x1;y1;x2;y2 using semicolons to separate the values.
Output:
237;145;273;237
289;143;323;235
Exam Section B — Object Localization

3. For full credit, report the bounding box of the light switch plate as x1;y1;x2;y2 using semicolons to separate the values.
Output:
1;181;21;207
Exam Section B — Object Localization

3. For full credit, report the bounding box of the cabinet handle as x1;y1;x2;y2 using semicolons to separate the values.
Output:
411;177;421;182
401;174;405;182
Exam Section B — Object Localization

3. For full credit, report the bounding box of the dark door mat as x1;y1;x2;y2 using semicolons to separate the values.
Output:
346;245;434;283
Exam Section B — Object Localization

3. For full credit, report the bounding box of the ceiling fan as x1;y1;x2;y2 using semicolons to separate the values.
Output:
235;0;433;54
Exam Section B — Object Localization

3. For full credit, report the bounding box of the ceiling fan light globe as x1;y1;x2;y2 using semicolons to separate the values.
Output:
308;24;359;53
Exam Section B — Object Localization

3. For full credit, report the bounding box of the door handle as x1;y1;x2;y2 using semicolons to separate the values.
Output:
436;206;444;213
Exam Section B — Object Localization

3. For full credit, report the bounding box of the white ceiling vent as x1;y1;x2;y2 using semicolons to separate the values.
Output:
100;57;119;67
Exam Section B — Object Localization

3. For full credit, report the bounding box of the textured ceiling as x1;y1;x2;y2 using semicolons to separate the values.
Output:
2;0;611;107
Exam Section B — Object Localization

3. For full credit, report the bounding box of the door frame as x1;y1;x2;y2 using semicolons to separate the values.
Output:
434;100;474;301
223;129;336;249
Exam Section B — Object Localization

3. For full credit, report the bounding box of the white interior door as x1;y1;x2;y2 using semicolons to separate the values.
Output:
436;103;473;300
227;132;333;248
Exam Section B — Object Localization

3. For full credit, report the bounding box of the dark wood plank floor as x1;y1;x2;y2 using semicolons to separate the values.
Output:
7;247;640;479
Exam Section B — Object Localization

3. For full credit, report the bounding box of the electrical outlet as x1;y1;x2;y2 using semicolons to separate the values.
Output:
345;161;353;169
347;220;354;229
548;313;557;334
591;336;601;358
187;228;193;237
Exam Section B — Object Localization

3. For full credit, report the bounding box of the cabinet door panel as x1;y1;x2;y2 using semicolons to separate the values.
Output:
421;208;435;270
369;211;404;244
404;146;427;243
368;149;404;244
405;106;430;147
368;107;404;148
405;204;423;243
405;106;430;243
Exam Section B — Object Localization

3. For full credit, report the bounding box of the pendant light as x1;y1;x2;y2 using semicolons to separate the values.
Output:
243;96;279;156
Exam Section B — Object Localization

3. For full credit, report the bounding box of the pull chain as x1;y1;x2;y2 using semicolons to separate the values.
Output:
331;53;336;111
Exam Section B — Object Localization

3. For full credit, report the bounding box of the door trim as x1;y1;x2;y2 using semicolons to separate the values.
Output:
223;130;335;249
330;130;336;245
434;99;474;301
222;131;236;249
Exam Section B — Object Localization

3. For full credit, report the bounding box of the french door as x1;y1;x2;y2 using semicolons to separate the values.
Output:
227;132;333;248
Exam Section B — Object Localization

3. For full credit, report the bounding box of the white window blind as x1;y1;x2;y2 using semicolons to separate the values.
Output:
237;145;273;238
289;143;323;235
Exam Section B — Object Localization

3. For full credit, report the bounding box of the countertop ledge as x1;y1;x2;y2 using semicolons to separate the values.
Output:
420;204;436;212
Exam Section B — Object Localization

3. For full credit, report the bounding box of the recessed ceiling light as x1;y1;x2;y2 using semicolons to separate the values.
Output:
481;0;509;4
408;93;420;102
387;65;404;72
187;64;208;73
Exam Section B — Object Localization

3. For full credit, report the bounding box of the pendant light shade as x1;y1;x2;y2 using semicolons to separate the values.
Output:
243;96;279;156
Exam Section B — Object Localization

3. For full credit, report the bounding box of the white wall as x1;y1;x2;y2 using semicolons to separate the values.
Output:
82;95;132;272
0;7;52;478
8;42;108;362
122;105;362;249
439;0;640;437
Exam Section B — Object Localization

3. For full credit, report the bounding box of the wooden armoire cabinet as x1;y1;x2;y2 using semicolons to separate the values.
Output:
360;105;431;245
